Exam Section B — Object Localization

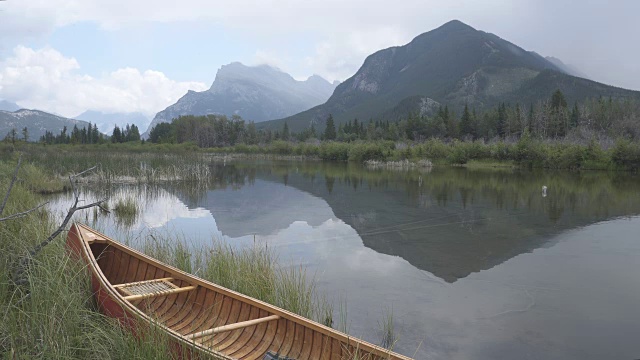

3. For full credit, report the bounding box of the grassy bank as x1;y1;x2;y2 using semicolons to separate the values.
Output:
14;136;640;171
214;138;640;171
0;155;180;359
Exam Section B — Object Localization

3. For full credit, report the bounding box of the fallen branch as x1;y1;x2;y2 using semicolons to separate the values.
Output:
12;165;107;288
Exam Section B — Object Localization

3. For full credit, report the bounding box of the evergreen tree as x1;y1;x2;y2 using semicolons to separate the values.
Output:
149;123;174;143
282;122;290;141
247;122;258;144
6;128;17;144
128;124;141;141
527;104;534;133
80;126;88;144
92;124;99;144
551;89;568;110
550;89;568;137
112;125;122;143
21;127;28;142
324;114;336;140
459;104;474;138
310;122;317;138
570;102;580;128
496;103;506;138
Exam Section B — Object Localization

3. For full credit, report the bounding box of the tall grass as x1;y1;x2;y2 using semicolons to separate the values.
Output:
377;307;398;350
140;232;334;324
0;156;175;359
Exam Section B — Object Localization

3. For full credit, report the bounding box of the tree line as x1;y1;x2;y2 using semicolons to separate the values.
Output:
147;90;640;146
7;89;637;148
35;123;140;145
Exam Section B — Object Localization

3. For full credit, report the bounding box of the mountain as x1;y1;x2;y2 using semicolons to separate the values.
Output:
545;56;589;79
75;110;150;134
144;62;339;136
263;20;640;132
1;109;91;141
0;100;21;112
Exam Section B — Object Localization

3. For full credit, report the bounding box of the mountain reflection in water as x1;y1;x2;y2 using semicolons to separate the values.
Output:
174;162;640;283
48;161;640;360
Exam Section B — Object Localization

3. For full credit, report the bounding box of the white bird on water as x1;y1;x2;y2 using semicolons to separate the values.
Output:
542;185;548;197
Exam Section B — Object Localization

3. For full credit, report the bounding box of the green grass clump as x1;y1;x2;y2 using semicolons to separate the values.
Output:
140;232;333;324
113;197;140;227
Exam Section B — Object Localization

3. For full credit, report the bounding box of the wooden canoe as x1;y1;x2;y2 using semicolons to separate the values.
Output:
67;223;413;360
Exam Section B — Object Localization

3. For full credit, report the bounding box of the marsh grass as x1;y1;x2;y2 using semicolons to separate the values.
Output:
26;148;215;186
377;307;398;350
140;231;333;323
113;196;140;227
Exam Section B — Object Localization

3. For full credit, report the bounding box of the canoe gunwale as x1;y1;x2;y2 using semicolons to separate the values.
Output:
69;223;412;360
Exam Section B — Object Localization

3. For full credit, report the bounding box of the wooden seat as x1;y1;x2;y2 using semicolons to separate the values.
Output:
114;277;197;301
185;315;281;340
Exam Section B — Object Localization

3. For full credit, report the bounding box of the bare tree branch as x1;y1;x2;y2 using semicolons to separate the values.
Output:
73;165;98;178
12;165;108;287
0;201;49;222
76;198;108;211
0;155;22;216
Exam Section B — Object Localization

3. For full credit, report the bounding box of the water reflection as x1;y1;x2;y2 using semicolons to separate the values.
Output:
206;163;640;283
48;161;640;360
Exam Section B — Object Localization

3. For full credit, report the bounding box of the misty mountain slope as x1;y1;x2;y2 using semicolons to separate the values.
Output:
0;100;21;112
144;63;338;136
76;110;150;134
1;109;91;140
545;56;590;79
262;20;640;132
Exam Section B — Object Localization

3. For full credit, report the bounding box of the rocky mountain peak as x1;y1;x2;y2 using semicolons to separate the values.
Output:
144;62;338;136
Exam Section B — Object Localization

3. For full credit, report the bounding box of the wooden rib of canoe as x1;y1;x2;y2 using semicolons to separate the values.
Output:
67;223;413;360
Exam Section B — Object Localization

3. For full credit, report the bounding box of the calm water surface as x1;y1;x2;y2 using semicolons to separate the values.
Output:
50;161;640;360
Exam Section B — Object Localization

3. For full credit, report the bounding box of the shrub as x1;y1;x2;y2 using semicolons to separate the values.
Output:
319;142;350;161
611;139;640;170
348;142;390;162
414;139;451;160
269;140;293;155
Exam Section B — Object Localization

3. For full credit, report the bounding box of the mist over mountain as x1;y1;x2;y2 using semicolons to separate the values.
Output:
1;109;91;141
544;56;589;79
75;110;150;134
0;100;21;112
144;63;339;136
263;20;640;132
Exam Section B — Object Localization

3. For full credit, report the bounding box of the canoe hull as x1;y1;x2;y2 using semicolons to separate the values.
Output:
67;223;412;360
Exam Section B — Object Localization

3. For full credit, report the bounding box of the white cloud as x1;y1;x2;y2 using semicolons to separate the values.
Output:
0;46;207;117
1;0;639;89
304;26;411;81
252;50;289;72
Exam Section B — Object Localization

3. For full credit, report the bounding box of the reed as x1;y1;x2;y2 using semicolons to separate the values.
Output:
377;307;398;350
113;196;140;227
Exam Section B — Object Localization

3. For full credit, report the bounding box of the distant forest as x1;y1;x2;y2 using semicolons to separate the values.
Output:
36;123;140;145
8;90;638;148
147;90;640;147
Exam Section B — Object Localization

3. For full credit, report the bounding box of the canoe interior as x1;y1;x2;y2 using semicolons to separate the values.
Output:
86;236;407;360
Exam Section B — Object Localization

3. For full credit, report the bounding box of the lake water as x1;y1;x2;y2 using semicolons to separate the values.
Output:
49;160;640;360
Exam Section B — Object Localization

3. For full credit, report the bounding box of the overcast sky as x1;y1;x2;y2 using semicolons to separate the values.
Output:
0;0;638;117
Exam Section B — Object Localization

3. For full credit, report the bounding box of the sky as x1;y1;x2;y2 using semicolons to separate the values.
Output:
0;0;638;118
